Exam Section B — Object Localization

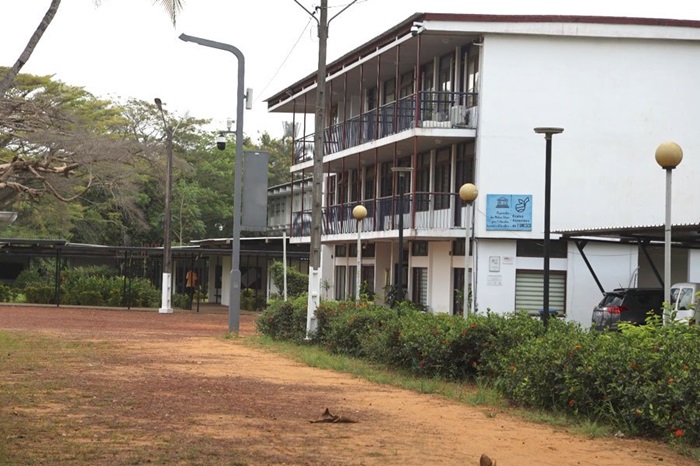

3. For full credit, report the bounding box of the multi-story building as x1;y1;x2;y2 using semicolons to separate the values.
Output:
265;13;700;325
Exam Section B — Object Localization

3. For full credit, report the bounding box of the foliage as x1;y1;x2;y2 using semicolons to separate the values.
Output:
255;295;308;343
257;300;700;446
16;264;160;308
268;261;308;298
241;288;266;312
313;301;399;357
0;283;16;302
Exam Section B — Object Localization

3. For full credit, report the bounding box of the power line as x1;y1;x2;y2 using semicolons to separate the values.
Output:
255;16;314;104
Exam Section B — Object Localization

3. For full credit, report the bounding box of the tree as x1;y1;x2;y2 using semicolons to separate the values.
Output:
0;71;142;208
0;0;183;97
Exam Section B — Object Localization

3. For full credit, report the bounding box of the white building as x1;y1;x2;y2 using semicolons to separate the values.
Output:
265;13;700;326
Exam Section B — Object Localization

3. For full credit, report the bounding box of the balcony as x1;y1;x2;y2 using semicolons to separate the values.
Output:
290;192;472;238
294;91;478;164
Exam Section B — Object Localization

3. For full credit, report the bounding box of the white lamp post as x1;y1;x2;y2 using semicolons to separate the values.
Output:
459;183;478;315
352;204;367;302
655;141;683;305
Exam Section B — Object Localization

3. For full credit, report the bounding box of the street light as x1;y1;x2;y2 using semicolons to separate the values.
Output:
391;167;413;303
352;204;367;302
179;33;246;333
655;141;683;305
459;183;478;316
534;127;564;329
155;98;173;314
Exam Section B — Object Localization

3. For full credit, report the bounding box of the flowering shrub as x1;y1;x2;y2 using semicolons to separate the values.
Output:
257;299;700;446
256;295;308;343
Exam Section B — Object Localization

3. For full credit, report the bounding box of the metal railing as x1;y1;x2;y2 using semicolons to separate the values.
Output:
293;91;478;163
290;192;472;237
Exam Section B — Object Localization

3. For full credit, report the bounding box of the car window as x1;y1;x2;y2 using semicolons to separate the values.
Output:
677;288;694;310
600;294;623;306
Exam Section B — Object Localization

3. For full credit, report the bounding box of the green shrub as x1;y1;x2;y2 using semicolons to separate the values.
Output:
256;295;308;342
126;277;160;307
269;261;308;298
13;267;51;290
241;288;265;311
172;293;190;309
319;301;398;358
75;290;106;306
24;285;55;304
0;283;13;302
257;297;700;446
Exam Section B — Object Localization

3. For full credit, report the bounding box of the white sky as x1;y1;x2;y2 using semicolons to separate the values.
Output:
2;0;700;140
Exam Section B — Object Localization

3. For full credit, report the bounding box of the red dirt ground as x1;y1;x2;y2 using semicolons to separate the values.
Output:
0;304;695;465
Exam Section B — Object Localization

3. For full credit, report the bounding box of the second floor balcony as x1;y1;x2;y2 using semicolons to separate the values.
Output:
294;91;478;164
290;192;472;239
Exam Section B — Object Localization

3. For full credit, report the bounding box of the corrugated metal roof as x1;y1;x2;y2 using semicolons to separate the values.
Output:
555;222;700;247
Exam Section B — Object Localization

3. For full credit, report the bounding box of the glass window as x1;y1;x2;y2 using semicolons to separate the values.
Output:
412;241;428;256
335;266;347;300
412;267;428;306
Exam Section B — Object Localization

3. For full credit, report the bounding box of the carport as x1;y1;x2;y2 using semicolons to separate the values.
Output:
556;223;700;294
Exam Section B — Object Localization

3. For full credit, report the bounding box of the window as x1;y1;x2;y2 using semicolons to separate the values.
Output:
412;267;428;306
415;152;431;212
335;266;347;300
364;165;375;200
399;70;414;98
361;265;375;290
452;239;466;256
335;244;347;258
362;242;375;258
412;241;428;256
455;142;475;188
348;265;357;299
383;78;396;105
434;148;451;209
515;270;566;315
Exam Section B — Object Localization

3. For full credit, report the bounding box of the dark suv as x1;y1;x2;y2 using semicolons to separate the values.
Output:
591;288;664;331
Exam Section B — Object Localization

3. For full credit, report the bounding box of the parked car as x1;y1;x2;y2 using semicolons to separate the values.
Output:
591;288;664;331
668;282;700;325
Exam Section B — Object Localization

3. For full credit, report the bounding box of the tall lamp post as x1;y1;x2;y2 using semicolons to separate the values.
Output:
391;167;413;302
352;204;367;302
459;183;478;315
179;33;246;333
534;127;564;328
655;141;683;305
155;98;174;314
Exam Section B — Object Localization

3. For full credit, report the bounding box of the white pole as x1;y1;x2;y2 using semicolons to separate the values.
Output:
464;203;471;315
664;168;673;304
283;230;288;301
356;218;362;302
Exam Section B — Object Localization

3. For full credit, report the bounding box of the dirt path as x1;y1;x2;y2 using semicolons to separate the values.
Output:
0;305;694;465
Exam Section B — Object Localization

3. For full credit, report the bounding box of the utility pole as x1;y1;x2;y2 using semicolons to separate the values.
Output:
155;98;174;314
293;0;357;336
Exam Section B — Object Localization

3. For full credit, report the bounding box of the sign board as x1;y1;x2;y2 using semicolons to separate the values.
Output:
486;194;532;231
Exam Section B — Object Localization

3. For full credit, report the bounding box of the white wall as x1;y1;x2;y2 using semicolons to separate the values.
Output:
566;241;638;327
474;239;517;314
473;34;700;239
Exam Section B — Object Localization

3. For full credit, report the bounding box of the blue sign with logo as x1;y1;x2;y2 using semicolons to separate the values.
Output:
486;194;533;231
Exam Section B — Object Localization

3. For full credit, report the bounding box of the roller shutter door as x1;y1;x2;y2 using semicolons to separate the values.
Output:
515;270;566;316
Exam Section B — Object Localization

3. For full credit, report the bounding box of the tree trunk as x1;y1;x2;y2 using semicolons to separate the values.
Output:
0;0;62;97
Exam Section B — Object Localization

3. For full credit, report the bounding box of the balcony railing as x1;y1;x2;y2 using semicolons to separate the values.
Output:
290;192;473;237
294;91;478;164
